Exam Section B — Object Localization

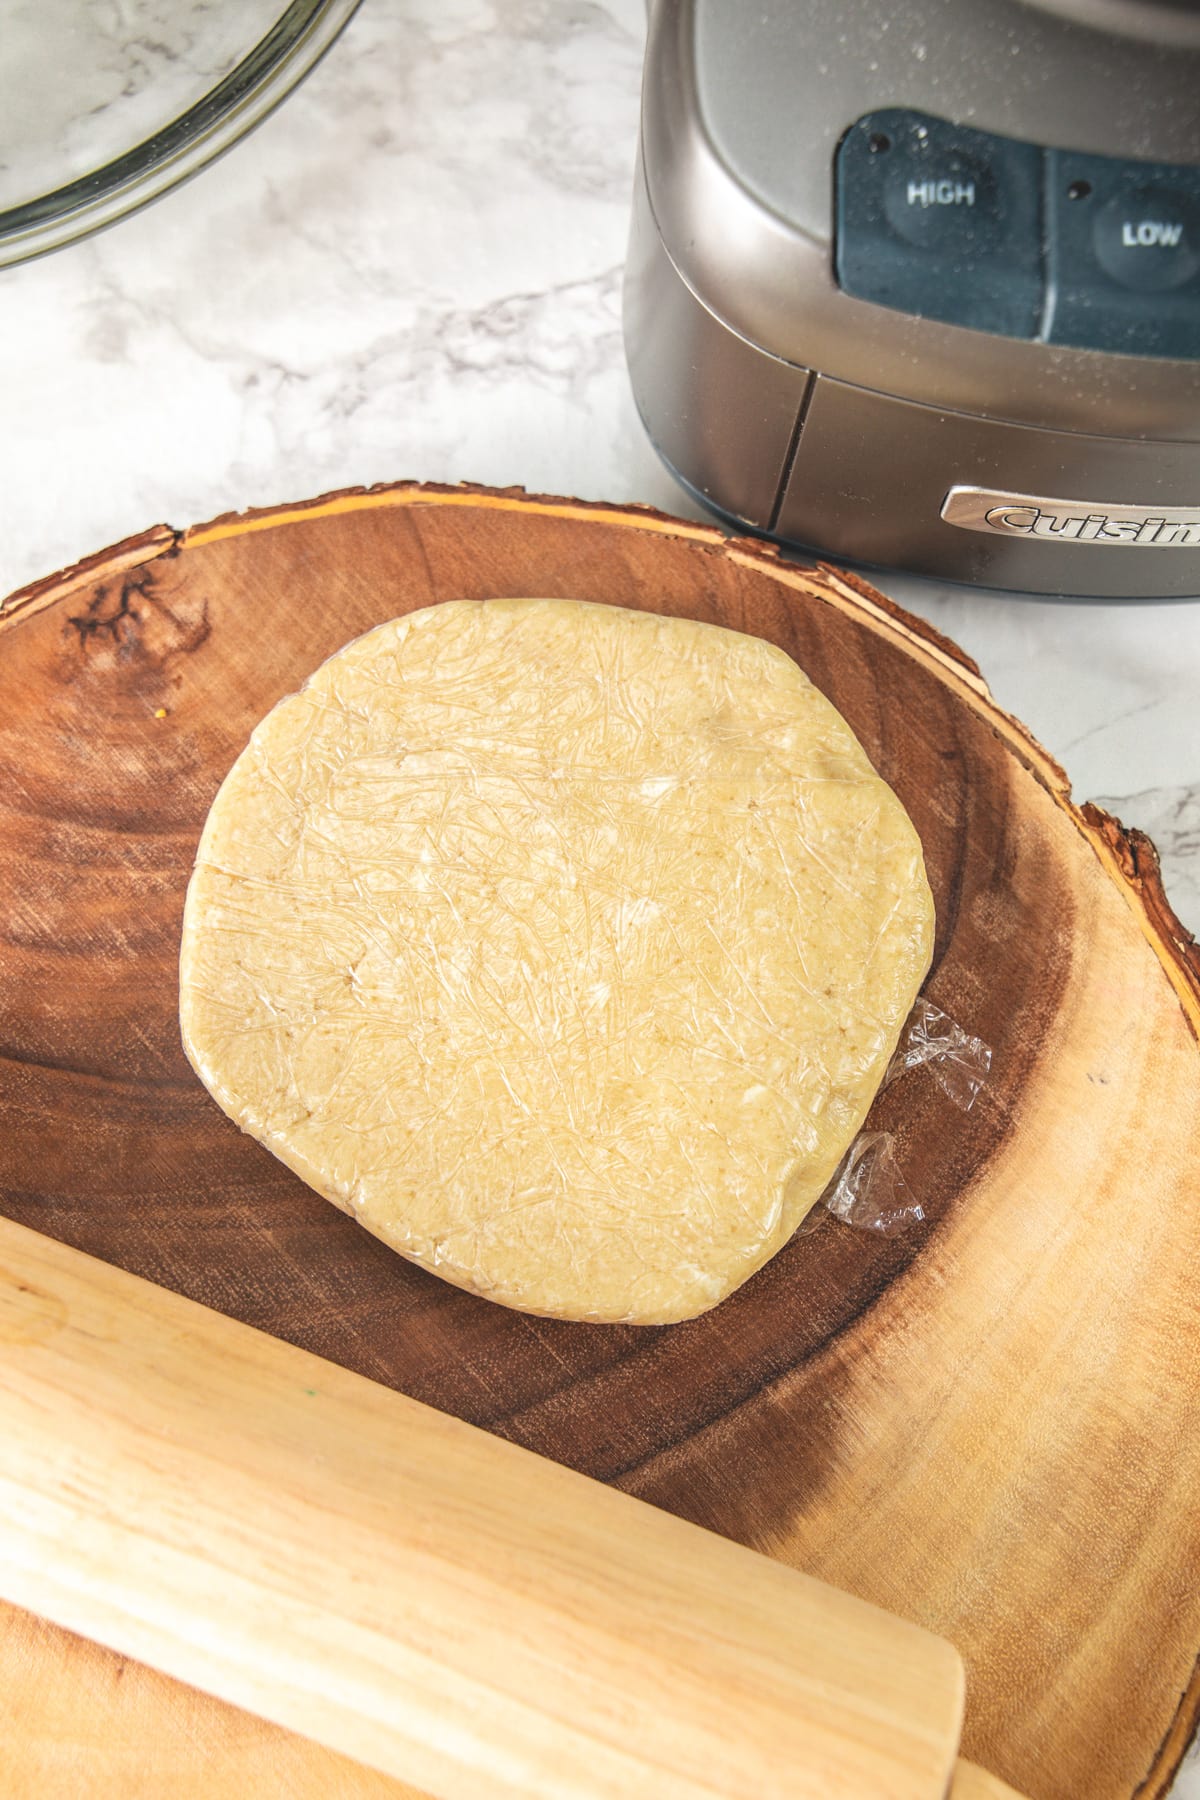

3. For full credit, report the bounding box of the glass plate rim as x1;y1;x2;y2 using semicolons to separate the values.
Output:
0;0;363;269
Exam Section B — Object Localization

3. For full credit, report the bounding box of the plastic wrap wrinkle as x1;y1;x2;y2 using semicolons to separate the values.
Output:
885;996;993;1111
818;998;993;1237
823;1133;924;1238
178;599;936;1323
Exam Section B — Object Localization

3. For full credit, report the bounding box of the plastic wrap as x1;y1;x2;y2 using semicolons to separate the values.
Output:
885;997;993;1111
822;1133;924;1237
815;997;993;1237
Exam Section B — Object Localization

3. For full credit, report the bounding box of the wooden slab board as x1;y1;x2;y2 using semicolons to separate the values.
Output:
2;482;1199;1800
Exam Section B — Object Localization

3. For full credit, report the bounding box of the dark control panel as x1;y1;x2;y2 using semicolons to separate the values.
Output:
835;109;1200;358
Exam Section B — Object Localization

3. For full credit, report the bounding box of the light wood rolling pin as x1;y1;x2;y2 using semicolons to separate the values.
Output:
0;1215;1021;1798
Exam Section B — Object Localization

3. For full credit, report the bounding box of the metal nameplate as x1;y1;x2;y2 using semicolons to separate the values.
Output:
941;487;1200;547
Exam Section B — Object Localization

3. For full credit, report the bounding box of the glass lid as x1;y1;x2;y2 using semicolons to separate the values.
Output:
0;0;361;268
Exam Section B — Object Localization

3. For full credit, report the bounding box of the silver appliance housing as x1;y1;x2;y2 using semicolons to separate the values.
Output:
624;0;1200;597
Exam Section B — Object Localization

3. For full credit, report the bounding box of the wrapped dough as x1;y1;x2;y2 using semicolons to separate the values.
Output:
180;599;934;1323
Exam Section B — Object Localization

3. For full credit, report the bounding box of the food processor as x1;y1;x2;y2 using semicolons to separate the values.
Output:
624;0;1200;595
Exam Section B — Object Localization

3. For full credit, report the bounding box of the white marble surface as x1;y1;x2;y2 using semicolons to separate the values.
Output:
0;0;1197;1789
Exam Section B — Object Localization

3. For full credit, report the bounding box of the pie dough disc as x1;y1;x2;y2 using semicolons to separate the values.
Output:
180;599;934;1323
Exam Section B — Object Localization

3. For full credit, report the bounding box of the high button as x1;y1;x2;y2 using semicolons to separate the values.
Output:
836;110;1044;339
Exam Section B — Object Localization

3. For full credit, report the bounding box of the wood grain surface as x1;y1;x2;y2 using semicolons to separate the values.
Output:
0;1215;966;1799
2;483;1199;1799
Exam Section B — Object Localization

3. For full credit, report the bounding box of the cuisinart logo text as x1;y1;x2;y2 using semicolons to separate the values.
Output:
941;486;1200;548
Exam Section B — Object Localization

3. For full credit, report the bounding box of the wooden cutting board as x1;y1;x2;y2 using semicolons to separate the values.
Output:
2;482;1198;1800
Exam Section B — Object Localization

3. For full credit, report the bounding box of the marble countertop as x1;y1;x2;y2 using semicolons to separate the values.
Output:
0;1;1197;1791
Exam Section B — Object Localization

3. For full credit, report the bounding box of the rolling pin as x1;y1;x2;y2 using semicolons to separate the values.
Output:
0;1217;1022;1798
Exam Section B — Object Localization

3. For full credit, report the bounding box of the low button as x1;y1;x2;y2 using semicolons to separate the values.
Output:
1093;186;1200;292
882;151;998;251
